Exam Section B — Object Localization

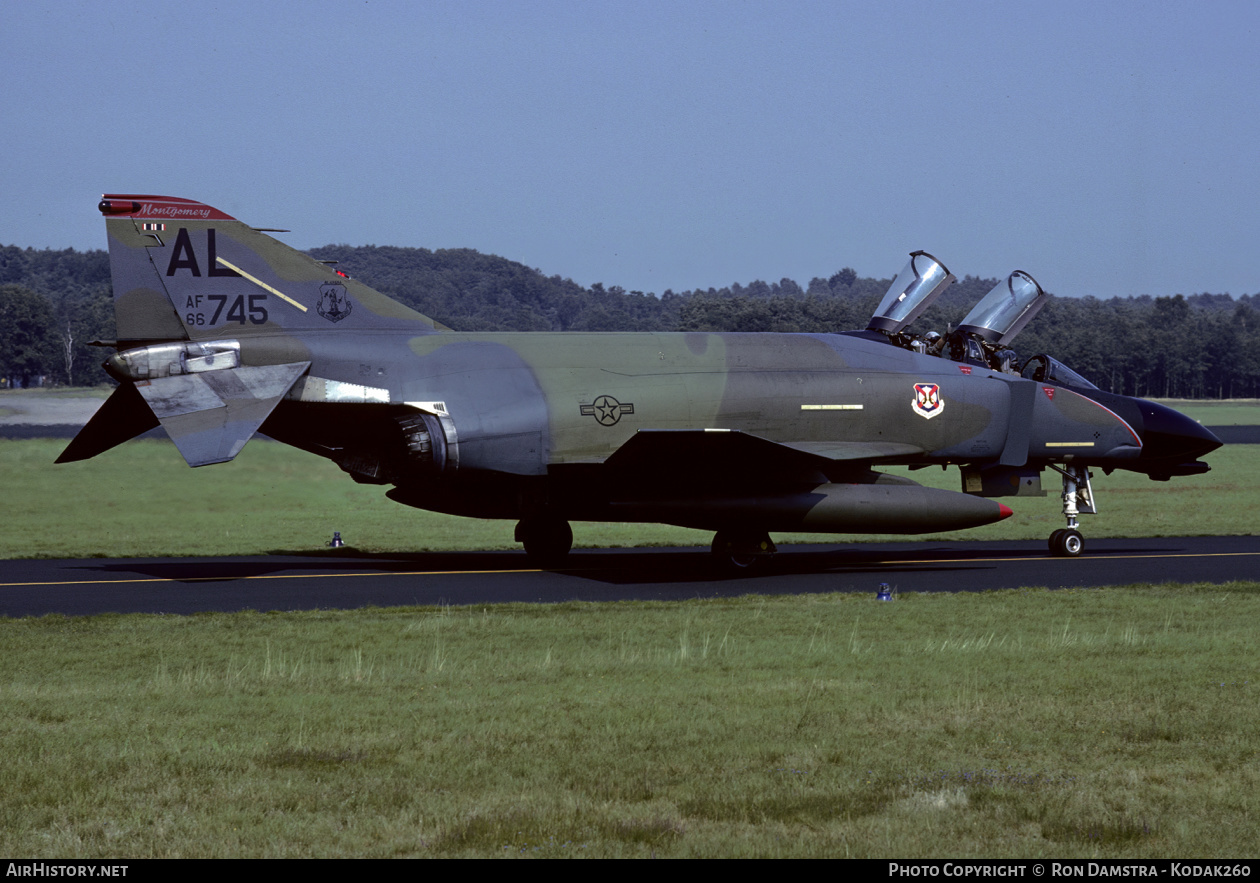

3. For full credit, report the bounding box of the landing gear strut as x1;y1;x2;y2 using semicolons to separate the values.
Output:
710;529;776;575
516;517;573;567
1047;464;1095;557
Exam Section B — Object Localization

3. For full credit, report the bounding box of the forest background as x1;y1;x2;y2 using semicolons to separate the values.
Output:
3;242;1257;399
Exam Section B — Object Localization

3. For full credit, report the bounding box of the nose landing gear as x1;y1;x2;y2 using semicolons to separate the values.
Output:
1047;464;1095;557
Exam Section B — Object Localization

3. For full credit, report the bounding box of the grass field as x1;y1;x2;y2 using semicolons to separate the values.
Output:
2;397;1255;858
3;585;1258;857
1156;399;1260;426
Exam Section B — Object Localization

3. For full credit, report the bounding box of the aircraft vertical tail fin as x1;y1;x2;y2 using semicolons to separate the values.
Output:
60;194;445;467
98;194;447;344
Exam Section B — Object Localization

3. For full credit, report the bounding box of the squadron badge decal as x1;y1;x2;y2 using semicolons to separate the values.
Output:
317;282;353;323
581;394;635;426
912;382;944;419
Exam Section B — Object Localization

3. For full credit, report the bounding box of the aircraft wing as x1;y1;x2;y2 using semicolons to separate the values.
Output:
779;439;929;462
602;429;927;484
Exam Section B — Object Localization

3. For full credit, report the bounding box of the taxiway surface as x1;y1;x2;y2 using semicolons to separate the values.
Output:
1;536;1255;617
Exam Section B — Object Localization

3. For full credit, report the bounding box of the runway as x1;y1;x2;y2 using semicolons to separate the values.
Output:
1;536;1255;617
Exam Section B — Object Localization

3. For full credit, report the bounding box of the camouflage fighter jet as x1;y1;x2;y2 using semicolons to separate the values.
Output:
59;195;1222;570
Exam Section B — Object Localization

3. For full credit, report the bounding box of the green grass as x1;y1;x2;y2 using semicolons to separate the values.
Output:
2;585;1258;857
2;438;1253;559
1152;398;1260;426
5;438;493;559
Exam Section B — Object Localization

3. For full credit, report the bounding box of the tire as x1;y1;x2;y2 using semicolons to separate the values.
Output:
518;518;573;567
710;530;773;576
1051;528;1084;557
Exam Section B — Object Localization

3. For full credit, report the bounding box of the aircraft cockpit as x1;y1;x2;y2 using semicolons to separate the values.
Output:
1019;353;1098;390
863;252;1075;383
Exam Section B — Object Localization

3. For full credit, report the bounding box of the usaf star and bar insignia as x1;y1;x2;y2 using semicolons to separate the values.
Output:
581;394;635;426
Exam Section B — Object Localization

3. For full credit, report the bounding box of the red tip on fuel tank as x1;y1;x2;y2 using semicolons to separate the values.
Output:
998;504;1014;520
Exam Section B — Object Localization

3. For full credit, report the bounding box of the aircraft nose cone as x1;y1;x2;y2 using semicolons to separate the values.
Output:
1136;399;1222;472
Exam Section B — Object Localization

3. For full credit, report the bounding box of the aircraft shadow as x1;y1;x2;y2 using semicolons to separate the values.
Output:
74;543;1065;587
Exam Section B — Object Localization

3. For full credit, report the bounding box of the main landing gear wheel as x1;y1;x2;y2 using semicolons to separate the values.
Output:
710;530;776;576
1048;528;1084;557
516;518;573;567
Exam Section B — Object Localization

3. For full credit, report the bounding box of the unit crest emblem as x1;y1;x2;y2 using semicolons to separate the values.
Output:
912;382;944;419
317;283;353;323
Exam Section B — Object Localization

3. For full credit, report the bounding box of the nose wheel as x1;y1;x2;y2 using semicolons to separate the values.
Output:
1048;528;1084;557
1047;464;1094;557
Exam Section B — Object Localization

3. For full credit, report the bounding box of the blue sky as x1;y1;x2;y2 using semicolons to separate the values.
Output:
4;1;1258;299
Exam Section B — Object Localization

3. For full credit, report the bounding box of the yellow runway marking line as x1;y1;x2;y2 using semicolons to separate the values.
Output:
0;568;542;589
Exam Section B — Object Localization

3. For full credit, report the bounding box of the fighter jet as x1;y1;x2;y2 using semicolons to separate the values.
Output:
59;195;1222;570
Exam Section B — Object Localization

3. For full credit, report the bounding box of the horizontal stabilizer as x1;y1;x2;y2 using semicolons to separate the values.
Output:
135;362;310;466
55;382;161;463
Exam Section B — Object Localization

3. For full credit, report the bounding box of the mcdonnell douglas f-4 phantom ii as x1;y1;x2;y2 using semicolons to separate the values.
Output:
59;195;1222;570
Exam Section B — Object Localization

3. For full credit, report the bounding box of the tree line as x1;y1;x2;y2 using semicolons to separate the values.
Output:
3;242;1258;398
